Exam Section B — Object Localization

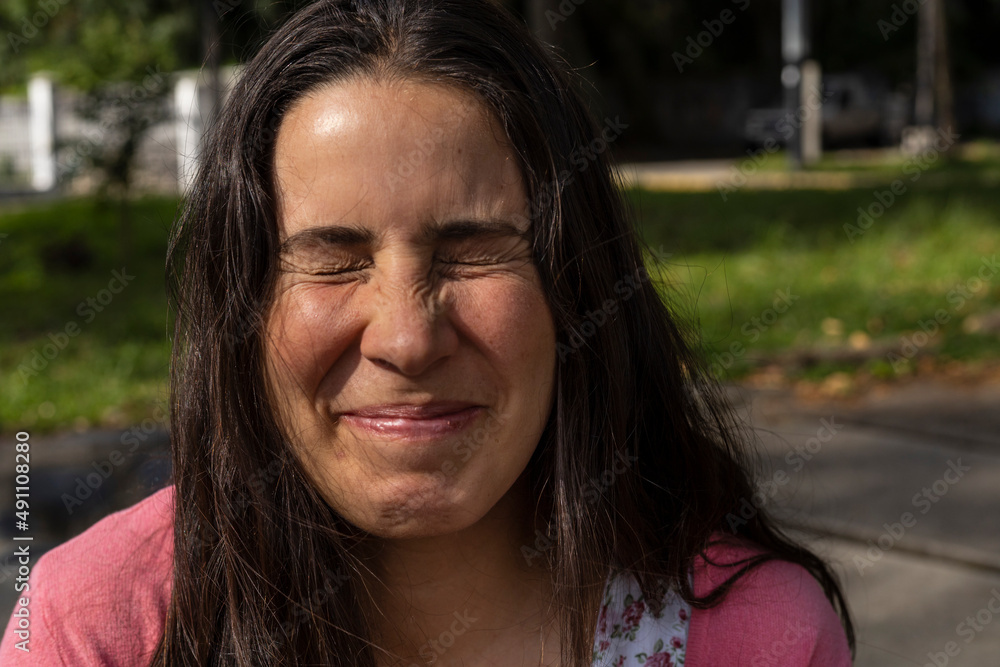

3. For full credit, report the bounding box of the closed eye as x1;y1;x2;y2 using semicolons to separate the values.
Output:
433;253;533;282
434;234;531;271
279;256;372;281
435;254;505;266
310;262;372;280
311;262;370;275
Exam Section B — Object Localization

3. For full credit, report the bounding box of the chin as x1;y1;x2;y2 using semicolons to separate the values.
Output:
333;474;489;539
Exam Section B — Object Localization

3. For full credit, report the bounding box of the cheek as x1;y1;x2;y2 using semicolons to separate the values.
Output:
265;284;359;395
451;277;556;389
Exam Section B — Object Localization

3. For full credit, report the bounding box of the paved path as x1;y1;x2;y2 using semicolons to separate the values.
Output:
734;380;1000;667
615;152;1000;193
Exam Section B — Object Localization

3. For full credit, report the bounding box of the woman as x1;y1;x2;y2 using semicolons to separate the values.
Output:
1;1;853;665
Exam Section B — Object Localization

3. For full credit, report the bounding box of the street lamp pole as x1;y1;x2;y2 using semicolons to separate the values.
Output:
782;0;810;169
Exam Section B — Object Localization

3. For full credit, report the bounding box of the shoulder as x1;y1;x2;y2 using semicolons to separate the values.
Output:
686;536;851;667
0;485;175;666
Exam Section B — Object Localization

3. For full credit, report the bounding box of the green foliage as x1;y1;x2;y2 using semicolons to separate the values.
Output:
1;0;193;90
634;157;1000;380
56;9;182;88
0;196;177;433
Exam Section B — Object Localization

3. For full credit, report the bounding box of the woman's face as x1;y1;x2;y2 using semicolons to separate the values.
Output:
266;77;556;539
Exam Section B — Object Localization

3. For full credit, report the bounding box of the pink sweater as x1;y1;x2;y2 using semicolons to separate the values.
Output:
1;486;851;665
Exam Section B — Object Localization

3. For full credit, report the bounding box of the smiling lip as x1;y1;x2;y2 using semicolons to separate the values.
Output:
339;402;485;440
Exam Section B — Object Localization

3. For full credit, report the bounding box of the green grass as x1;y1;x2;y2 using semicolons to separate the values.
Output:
3;149;1000;432
633;172;1000;379
0;197;177;433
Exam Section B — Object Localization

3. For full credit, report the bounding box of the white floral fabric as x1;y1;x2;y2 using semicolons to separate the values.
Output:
591;572;690;667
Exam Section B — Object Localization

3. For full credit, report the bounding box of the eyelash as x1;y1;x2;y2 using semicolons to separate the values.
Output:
436;253;503;266
309;254;503;278
312;261;370;277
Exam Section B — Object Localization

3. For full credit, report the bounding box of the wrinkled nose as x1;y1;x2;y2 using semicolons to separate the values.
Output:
359;272;459;376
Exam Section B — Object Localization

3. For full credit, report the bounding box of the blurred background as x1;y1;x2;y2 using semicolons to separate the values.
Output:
1;1;999;664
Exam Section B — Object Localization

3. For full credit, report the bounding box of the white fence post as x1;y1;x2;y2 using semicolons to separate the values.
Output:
800;59;822;166
174;73;201;195
28;74;56;191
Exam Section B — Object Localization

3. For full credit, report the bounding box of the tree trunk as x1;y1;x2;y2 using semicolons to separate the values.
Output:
915;0;954;132
915;0;935;126
118;194;133;264
932;0;954;132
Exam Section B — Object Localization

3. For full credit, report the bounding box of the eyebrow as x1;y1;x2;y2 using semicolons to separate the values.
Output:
279;218;528;255
279;225;375;255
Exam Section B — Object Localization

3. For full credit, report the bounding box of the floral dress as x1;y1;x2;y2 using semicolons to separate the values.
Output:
591;571;690;667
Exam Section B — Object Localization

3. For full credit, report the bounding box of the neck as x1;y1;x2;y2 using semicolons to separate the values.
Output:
362;476;560;666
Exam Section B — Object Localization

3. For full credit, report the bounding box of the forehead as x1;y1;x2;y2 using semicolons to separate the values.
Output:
272;77;528;239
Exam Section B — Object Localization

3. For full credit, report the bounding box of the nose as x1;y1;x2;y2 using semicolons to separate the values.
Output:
359;267;459;377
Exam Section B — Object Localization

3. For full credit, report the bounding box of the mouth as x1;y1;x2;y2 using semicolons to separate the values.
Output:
338;402;486;441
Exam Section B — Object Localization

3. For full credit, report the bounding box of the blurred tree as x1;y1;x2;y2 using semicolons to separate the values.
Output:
1;0;195;257
1;0;199;88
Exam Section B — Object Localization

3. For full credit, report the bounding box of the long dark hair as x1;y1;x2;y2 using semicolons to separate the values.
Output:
157;0;854;664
